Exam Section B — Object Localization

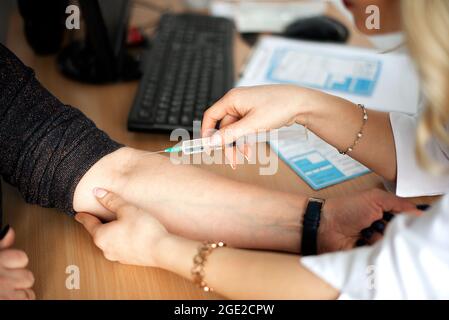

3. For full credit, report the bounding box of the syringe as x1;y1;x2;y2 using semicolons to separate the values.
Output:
162;137;227;155
157;128;307;155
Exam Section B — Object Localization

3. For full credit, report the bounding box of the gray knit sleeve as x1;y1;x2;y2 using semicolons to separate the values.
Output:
0;44;122;215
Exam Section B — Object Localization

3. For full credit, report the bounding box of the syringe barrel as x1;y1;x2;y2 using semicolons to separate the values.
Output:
181;137;216;155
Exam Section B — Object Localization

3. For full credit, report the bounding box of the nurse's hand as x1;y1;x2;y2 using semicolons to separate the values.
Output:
75;188;169;267
202;85;329;162
0;227;36;300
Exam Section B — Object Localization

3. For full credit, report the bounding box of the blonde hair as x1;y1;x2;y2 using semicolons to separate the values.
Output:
401;0;449;173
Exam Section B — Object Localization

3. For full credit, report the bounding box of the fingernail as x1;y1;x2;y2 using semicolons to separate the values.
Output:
371;221;386;234
247;147;252;161
416;204;431;211
210;134;222;147
383;212;394;222
0;225;10;240
355;239;367;247
93;188;108;198
361;228;374;239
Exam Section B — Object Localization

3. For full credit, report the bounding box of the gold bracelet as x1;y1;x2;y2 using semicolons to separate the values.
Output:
191;241;226;292
339;104;368;155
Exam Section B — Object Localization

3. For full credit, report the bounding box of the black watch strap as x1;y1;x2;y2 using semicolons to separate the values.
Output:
301;198;325;256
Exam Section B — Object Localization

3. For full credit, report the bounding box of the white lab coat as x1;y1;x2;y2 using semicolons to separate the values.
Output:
387;112;449;196
301;112;449;299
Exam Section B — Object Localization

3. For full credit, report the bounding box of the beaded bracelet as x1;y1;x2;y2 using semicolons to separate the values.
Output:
339;104;368;155
191;241;226;292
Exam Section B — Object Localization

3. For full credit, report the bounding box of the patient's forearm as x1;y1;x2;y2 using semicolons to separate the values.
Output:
156;235;339;300
74;147;307;252
297;90;397;181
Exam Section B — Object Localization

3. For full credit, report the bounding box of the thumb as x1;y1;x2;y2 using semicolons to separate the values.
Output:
92;188;137;219
0;226;15;250
404;209;424;217
75;213;102;237
375;191;417;214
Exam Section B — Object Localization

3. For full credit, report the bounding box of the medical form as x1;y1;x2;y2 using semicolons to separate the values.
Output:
270;125;370;190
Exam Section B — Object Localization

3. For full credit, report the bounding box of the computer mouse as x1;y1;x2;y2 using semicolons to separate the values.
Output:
283;16;350;43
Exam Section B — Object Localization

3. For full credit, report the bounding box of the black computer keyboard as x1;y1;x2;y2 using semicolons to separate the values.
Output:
128;13;235;132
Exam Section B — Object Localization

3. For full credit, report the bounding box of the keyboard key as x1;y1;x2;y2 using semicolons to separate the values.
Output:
181;115;192;126
155;115;166;124
139;109;151;119
168;115;179;125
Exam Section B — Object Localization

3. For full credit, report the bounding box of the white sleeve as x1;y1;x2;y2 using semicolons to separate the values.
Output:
300;196;449;300
386;112;449;197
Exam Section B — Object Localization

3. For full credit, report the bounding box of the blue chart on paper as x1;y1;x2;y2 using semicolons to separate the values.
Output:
270;130;371;190
266;48;382;97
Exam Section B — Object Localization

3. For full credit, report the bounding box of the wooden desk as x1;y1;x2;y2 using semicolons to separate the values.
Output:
2;0;430;299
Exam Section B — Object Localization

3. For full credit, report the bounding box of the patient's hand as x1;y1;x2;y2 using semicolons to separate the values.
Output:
0;227;35;300
318;189;419;254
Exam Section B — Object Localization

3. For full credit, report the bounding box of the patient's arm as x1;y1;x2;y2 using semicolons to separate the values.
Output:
73;147;307;253
73;147;417;253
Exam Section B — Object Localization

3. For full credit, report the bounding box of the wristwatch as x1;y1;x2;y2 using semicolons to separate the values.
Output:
301;198;325;256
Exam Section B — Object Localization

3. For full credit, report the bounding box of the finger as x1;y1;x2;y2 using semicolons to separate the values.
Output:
224;145;237;170
2;268;35;289
373;189;417;213
93;188;137;218
0;289;34;300
24;288;36;300
0;226;15;250
75;213;102;238
202;94;238;137
246;142;256;162
232;123;251;162
219;113;239;158
220;115;239;167
221;122;254;165
210;117;257;147
219;114;239;130
405;208;425;216
387;208;422;218
12;289;32;300
0;250;29;269
236;143;249;162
